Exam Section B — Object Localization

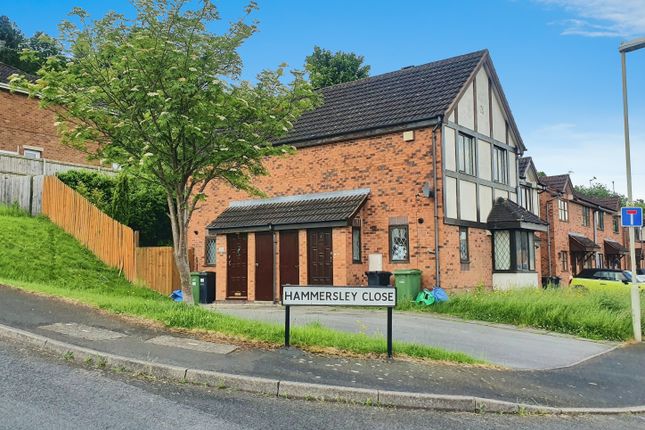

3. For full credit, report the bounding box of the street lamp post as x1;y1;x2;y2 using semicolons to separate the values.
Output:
619;37;645;342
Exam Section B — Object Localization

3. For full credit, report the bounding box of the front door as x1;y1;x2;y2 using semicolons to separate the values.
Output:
279;230;300;294
255;232;274;301
227;233;248;298
307;228;333;285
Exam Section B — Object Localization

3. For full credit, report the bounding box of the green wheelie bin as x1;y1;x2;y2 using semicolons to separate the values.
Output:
393;269;422;303
190;272;201;304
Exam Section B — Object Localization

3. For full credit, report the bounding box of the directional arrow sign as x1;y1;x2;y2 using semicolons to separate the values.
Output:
621;207;643;228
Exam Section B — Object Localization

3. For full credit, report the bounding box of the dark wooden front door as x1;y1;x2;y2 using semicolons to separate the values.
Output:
279;231;299;293
227;233;248;298
307;228;333;285
255;232;274;301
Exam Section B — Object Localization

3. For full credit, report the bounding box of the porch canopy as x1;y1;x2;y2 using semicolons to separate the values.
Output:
207;188;370;234
569;233;600;252
604;239;628;255
486;197;548;231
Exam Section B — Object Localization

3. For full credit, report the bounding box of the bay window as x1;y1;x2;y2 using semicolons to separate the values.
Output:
493;230;536;272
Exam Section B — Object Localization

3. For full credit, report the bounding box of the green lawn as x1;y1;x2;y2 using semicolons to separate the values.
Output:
0;207;479;364
398;286;645;341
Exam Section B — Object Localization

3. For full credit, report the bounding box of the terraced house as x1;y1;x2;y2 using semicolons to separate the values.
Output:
188;50;548;302
539;174;626;285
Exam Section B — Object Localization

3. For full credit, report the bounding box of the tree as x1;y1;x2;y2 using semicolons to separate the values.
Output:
12;0;318;303
0;16;62;73
305;46;370;89
0;15;25;69
574;182;626;206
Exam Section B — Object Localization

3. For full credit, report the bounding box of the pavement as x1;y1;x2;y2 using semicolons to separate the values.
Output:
211;303;617;370
4;341;644;430
1;285;644;413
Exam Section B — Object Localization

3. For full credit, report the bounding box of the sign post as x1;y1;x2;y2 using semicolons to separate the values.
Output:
282;286;397;358
621;206;643;342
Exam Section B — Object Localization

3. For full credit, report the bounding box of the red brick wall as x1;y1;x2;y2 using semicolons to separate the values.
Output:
0;90;98;165
539;192;625;285
189;127;495;300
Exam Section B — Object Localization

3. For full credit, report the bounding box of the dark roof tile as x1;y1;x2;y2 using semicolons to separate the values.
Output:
487;197;547;231
0;62;36;85
280;50;488;146
207;189;369;233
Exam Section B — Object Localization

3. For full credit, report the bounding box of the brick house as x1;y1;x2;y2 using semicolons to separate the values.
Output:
0;62;100;167
188;50;547;302
539;174;626;285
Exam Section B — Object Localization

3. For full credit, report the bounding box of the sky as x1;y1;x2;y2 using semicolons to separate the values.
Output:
3;0;645;198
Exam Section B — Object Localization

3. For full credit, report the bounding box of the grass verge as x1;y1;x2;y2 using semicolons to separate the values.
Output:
0;210;480;365
397;286;644;341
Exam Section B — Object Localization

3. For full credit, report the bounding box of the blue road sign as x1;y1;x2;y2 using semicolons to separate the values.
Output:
621;207;643;227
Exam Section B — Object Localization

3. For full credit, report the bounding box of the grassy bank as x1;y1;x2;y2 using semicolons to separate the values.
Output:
399;287;644;341
0;209;479;364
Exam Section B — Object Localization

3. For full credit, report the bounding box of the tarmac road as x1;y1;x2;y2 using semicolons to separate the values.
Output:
1;338;643;430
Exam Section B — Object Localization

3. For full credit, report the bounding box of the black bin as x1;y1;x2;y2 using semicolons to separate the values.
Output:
198;271;216;304
542;276;561;289
365;271;393;286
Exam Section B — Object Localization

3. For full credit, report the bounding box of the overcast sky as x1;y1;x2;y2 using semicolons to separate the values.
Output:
3;0;645;198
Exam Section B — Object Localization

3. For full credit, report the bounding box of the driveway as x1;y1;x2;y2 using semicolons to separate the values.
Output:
210;304;617;370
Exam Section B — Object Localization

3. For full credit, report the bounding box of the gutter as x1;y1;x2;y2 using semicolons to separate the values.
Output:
432;115;443;287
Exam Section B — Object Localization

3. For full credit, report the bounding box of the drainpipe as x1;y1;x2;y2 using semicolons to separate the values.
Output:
432;115;443;287
592;209;598;267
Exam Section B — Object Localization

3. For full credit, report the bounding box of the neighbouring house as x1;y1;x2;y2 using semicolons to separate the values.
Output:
0;62;106;174
188;49;548;302
539;174;626;285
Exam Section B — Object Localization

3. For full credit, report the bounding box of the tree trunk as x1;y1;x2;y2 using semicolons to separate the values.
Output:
167;194;194;304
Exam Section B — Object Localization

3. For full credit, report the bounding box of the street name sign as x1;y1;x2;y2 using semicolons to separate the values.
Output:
282;286;396;307
281;285;397;358
621;207;643;227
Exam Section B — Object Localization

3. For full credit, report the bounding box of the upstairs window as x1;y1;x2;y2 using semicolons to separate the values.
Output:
492;146;508;184
558;200;569;222
582;207;590;226
457;133;476;176
519;186;533;213
596;211;604;231
613;217;620;234
23;148;42;159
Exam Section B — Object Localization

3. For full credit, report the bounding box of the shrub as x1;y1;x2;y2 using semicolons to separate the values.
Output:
57;170;172;246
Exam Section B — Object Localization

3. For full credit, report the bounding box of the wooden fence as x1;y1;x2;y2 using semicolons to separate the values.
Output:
0;152;114;177
0;174;43;215
41;176;180;295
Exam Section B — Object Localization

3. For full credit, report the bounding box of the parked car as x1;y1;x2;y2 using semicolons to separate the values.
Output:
570;268;645;290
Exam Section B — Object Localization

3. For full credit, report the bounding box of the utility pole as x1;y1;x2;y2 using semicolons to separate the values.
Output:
619;37;645;342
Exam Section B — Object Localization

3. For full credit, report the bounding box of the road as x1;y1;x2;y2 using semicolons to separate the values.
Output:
1;339;642;430
212;304;616;369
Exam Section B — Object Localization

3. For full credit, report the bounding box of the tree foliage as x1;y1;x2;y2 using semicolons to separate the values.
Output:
0;16;61;73
305;46;370;89
575;182;627;206
57;170;172;246
12;0;318;302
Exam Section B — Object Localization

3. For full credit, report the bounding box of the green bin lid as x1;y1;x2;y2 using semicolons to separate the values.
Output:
393;269;422;275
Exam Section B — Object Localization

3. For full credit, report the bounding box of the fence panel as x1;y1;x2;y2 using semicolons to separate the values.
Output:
40;176;181;295
0;174;43;215
0;152;113;177
135;247;178;295
42;176;137;282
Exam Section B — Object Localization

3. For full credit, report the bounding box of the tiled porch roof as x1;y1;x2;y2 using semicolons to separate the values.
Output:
207;188;370;233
